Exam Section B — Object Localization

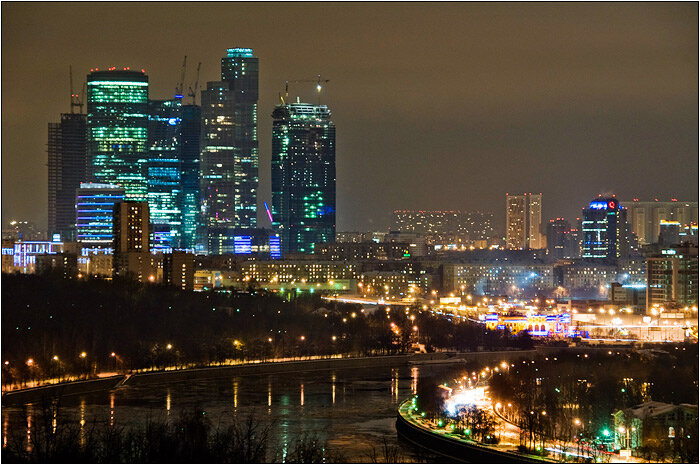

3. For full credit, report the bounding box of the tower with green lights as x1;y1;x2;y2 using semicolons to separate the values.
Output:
87;69;149;201
200;48;259;254
271;102;336;253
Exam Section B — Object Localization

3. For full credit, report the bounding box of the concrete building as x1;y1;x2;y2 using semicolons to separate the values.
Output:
391;210;495;246
163;251;195;291
113;201;152;281
506;193;544;249
623;199;698;246
646;244;698;312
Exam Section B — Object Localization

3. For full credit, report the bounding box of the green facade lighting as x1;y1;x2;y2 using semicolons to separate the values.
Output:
271;102;336;253
87;70;149;202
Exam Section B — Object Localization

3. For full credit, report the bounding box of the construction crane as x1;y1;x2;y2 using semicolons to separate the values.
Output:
283;75;329;105
69;65;84;114
187;61;201;106
175;55;187;98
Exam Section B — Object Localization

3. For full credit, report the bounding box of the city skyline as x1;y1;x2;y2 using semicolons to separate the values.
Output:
2;3;698;232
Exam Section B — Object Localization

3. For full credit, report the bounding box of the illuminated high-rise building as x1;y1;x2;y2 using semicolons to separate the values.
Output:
271;102;336;253
87;69;149;201
200;48;259;253
48;112;87;240
75;183;125;249
581;197;629;260
506;193;544;249
147;98;182;251
179;104;201;250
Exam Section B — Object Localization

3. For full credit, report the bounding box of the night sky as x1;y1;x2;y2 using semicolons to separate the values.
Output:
2;3;697;233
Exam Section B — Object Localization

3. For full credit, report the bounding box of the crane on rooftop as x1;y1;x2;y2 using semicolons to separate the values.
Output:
175;55;187;98
187;61;201;106
282;75;329;105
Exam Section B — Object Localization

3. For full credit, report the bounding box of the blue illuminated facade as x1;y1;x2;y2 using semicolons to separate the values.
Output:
581;197;629;260
271;102;336;253
75;183;125;248
148;98;182;251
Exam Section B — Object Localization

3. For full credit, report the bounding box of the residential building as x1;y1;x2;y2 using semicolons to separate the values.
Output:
112;201;151;281
506;193;544;249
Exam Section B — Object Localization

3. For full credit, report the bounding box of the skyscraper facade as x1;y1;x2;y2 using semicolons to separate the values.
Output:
179;104;201;250
87;69;149;201
75;183;125;249
546;218;578;260
200;48;259;254
147;98;182;251
581;197;629;260
48;112;87;240
271;102;336;253
506;193;544;249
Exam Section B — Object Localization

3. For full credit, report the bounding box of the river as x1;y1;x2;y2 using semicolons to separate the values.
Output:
2;363;469;462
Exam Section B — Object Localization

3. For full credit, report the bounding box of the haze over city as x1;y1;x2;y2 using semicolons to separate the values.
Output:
2;2;697;231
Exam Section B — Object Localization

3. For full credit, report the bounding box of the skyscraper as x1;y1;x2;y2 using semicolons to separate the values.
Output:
581;197;629;260
271;101;336;253
87;69;149;201
147;98;182;251
48;112;87;240
506;193;544;249
546;218;576;260
200;48;259;254
179;104;201;250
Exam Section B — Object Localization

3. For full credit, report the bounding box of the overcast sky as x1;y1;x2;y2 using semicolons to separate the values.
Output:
2;2;697;232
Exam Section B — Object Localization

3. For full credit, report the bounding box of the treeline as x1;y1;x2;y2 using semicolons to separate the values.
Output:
488;349;699;462
2;273;532;387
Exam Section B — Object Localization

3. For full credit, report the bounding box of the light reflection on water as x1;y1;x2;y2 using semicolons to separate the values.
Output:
2;364;456;462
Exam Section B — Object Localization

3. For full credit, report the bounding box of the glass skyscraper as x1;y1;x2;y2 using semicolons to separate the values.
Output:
581;197;629;260
87;69;149;201
271;102;336;253
148;98;182;251
48;112;87;240
200;48;259;254
179;104;201;250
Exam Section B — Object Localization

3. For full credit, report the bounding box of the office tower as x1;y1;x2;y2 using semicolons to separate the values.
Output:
75;183;125;249
87;69;149;201
48;113;87;240
147;98;182;251
113;201;151;281
623;199;699;245
546;218;576;260
271;101;336;253
506;193;544;249
646;244;698;312
200;48;259;254
581;197;629;260
179;104;201;249
391;210;495;245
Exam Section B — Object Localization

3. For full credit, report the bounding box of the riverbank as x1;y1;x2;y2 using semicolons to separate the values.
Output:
396;399;554;463
3;349;536;405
